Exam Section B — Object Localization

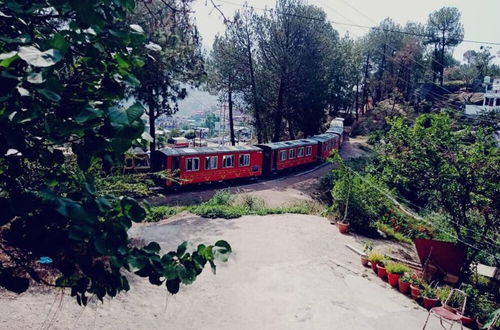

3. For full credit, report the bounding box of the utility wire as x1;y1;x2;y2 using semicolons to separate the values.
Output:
213;0;500;46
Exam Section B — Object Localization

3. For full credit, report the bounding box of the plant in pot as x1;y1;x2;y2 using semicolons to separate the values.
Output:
421;285;440;309
461;283;497;328
337;176;352;234
398;273;412;295
367;252;384;273
410;275;424;300
376;258;389;279
385;262;410;287
360;242;373;267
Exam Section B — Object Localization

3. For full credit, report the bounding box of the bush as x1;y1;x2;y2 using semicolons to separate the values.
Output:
375;222;413;245
385;262;410;275
367;252;385;264
207;190;233;206
145;206;183;222
96;173;155;198
190;204;244;219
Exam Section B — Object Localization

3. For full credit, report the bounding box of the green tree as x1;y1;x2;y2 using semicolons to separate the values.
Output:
0;0;230;302
380;114;499;272
128;0;204;164
426;7;464;86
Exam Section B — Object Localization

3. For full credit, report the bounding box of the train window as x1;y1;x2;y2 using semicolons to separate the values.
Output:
496;98;500;106
298;147;304;157
223;155;234;168
280;150;287;161
239;154;250;167
306;146;312;156
186;157;199;171
205;156;218;170
289;148;296;159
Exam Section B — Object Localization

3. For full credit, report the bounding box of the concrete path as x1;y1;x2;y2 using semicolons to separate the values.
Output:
0;214;444;329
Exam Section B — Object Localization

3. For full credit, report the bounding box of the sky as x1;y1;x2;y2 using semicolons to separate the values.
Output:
191;0;500;65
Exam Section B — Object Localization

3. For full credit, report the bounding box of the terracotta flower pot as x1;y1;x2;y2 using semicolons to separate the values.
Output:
422;297;439;309
376;263;387;279
387;272;400;287
410;284;421;300
398;279;410;294
458;314;475;327
337;222;349;234
360;255;369;267
370;261;378;272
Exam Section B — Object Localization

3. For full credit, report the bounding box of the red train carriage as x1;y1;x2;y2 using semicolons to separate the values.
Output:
256;139;319;174
325;126;343;149
310;134;340;161
157;146;263;186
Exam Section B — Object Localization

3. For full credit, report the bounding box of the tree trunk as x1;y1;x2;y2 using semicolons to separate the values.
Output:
355;80;359;121
440;30;446;86
148;104;157;170
362;52;370;115
273;78;284;142
228;86;236;146
246;33;264;143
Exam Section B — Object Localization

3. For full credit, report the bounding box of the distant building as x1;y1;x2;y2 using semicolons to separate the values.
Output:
465;77;500;115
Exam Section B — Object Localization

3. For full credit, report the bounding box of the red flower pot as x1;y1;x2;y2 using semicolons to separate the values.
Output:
422;297;439;310
337;222;349;234
361;255;369;267
458;314;474;327
387;272;400;287
398;279;410;294
371;261;378;272
410;284;421;300
376;263;387;279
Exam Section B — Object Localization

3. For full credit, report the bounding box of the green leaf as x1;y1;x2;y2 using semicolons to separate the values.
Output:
177;241;188;257
212;241;232;262
18;46;62;67
143;242;161;254
165;278;180;294
37;88;61;102
0;52;19;68
50;33;69;53
126;103;144;122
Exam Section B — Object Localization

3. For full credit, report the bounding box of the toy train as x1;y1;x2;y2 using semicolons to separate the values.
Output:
155;118;345;187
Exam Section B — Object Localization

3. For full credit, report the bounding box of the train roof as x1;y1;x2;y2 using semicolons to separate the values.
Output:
326;126;343;135
310;134;338;142
255;139;318;150
157;145;262;156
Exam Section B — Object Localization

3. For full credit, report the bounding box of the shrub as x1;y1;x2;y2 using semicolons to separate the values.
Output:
207;190;233;206
190;204;244;219
375;222;413;245
385;262;410;275
367;252;385;264
145;206;182;222
399;273;412;283
96;173;154;198
421;285;437;299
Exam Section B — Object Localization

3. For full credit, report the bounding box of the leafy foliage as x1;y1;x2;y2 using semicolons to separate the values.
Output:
380;114;499;269
329;152;391;234
0;0;229;302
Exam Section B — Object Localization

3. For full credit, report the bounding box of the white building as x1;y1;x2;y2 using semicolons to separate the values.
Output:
465;77;500;115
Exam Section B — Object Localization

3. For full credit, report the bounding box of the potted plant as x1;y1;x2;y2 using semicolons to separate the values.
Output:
337;221;349;234
410;275;424;300
360;242;373;267
367;252;384;273
376;258;388;279
421;285;440;309
385;262;410;287
398;273;412;295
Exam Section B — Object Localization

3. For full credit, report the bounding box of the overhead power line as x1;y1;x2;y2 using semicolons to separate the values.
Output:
213;0;500;46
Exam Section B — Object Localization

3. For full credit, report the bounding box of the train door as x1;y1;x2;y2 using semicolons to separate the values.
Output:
171;156;180;185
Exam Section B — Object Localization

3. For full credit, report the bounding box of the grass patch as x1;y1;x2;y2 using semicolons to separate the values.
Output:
145;191;323;222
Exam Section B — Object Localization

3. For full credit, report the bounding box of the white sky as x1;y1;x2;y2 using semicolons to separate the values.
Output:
192;0;500;64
